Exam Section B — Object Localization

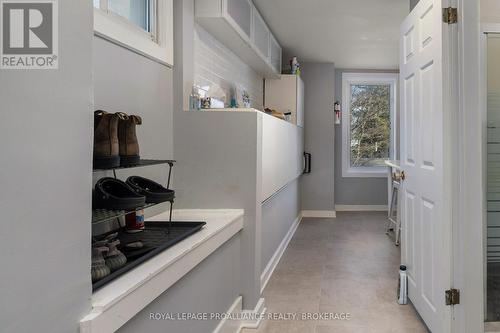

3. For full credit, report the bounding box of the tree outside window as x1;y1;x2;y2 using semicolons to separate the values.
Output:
349;84;391;167
341;73;397;178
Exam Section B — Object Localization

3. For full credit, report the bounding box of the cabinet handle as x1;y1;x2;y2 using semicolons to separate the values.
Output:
303;153;311;174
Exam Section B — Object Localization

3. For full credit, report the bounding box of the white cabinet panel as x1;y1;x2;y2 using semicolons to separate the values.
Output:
296;77;304;127
195;0;282;78
226;0;252;39
270;34;282;73
265;75;305;127
252;8;270;59
261;114;304;201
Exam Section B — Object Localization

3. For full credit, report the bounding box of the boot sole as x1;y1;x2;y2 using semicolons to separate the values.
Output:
120;155;140;167
94;155;120;169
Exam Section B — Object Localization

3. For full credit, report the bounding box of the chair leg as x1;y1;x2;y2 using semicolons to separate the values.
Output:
386;185;397;234
394;188;401;246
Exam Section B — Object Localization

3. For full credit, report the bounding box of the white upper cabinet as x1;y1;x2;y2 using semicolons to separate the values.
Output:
270;34;282;73
265;75;305;127
195;0;281;78
226;0;252;39
252;8;270;60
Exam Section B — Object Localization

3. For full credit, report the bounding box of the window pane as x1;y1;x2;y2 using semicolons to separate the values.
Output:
108;0;151;32
93;0;99;8
349;84;391;167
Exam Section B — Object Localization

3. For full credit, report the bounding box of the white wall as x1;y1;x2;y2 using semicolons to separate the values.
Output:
194;25;264;110
0;2;93;332
481;0;500;23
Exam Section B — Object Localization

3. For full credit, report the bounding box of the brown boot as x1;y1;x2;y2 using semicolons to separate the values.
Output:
117;113;142;166
93;110;122;169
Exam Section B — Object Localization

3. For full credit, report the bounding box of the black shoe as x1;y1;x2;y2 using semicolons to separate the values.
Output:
126;176;175;204
94;177;146;210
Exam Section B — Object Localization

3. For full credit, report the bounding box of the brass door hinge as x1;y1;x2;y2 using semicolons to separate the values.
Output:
443;7;458;24
445;288;460;305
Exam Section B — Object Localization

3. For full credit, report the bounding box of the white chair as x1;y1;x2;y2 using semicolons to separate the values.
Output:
386;174;401;245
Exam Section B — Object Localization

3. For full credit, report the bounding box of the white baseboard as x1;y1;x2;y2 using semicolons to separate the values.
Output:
239;298;266;331
260;214;302;293
301;210;337;218
213;296;243;333
213;297;266;333
335;205;388;212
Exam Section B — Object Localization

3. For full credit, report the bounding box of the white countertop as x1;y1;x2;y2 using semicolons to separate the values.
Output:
80;209;244;333
198;108;296;126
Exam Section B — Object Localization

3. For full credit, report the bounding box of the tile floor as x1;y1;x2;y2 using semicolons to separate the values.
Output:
242;212;430;333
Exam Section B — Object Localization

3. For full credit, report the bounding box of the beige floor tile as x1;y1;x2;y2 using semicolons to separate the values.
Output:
244;213;429;333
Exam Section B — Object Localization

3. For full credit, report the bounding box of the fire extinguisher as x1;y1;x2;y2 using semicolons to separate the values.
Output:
334;101;341;125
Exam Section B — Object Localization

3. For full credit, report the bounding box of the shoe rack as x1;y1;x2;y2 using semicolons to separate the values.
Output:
92;159;176;225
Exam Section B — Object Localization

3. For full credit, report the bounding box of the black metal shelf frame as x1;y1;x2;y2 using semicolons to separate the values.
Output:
92;159;176;225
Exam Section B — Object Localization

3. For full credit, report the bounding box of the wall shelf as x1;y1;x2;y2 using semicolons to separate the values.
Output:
92;203;162;225
93;159;175;172
92;159;176;226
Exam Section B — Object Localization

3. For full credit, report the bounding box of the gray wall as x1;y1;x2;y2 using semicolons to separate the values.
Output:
93;37;174;160
173;0;263;312
410;0;420;11
300;63;336;211
334;69;394;206
261;178;301;271
0;2;93;333
92;3;245;332
118;231;241;333
93;36;174;217
173;111;262;311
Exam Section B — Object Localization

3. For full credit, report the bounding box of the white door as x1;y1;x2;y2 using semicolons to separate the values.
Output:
400;0;455;332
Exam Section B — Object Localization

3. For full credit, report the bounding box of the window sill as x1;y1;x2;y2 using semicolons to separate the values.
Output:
93;5;173;67
342;168;387;178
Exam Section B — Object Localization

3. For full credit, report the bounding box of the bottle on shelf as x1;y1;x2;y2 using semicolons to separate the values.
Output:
189;86;201;111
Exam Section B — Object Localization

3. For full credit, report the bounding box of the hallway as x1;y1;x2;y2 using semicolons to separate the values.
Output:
243;212;429;333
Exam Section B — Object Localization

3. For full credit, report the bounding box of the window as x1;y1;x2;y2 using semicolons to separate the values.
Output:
93;0;173;66
341;73;398;178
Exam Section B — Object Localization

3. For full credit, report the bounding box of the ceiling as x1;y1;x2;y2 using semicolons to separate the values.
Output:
253;0;410;70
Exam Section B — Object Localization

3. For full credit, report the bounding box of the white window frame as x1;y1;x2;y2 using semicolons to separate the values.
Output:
341;72;398;178
94;0;173;66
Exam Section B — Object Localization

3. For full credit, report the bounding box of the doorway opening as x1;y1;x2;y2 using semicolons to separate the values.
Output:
486;31;500;324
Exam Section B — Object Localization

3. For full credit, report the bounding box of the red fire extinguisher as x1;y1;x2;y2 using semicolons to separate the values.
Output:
334;101;341;125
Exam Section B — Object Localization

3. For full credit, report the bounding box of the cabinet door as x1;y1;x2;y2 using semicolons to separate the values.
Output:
225;0;252;39
252;7;270;59
270;34;282;73
296;77;305;127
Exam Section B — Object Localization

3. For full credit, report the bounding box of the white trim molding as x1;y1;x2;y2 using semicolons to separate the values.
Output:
335;205;388;212
260;214;302;293
341;72;398;178
212;297;243;333
301;210;337;218
239;298;266;331
213;297;267;333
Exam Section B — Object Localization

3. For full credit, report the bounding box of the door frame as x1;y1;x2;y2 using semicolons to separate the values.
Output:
453;1;485;332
